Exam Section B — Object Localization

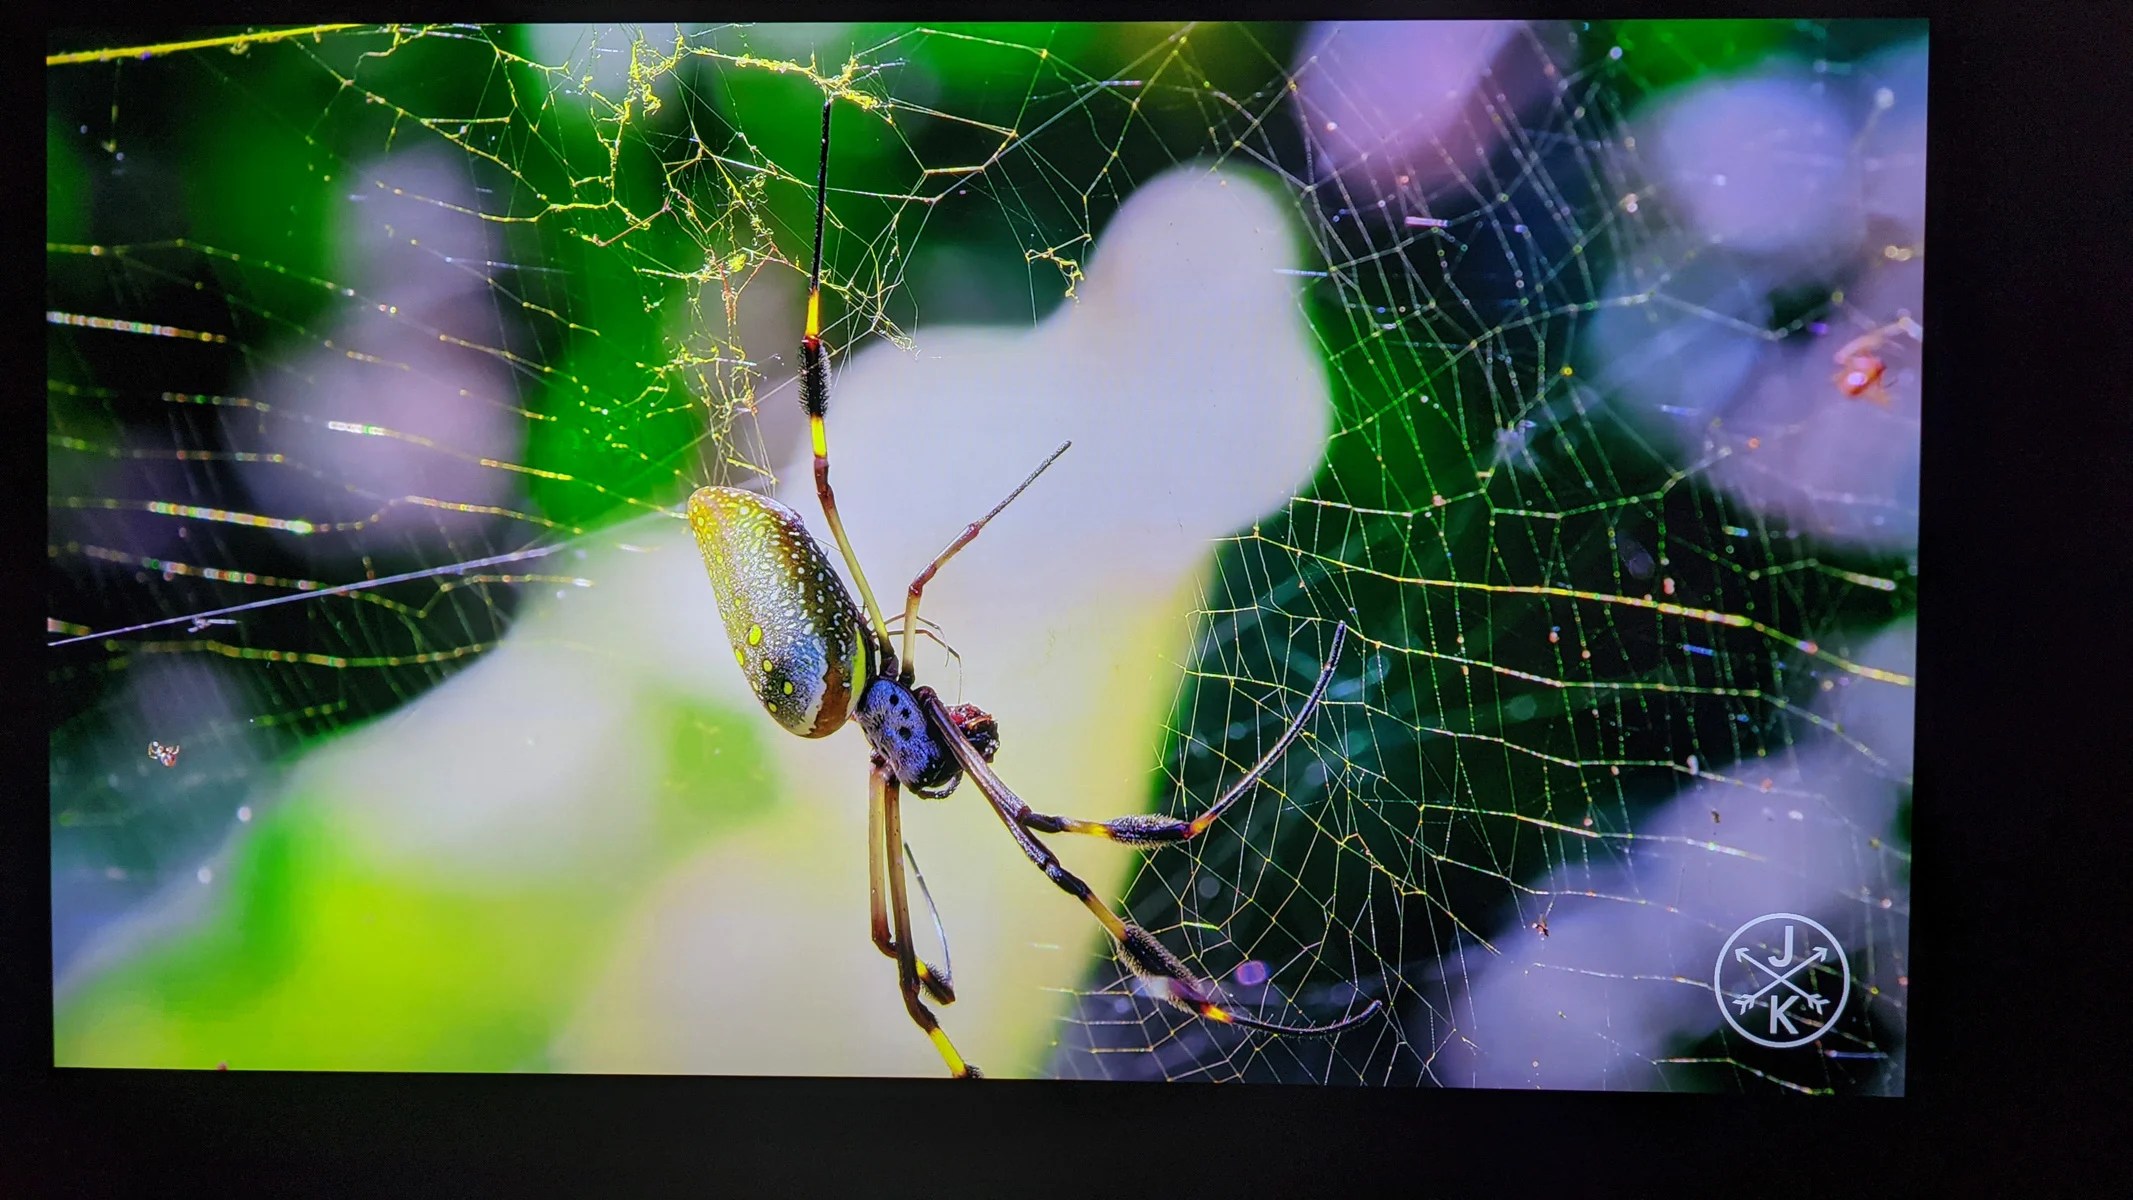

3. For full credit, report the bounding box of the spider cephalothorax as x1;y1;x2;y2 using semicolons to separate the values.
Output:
854;680;998;799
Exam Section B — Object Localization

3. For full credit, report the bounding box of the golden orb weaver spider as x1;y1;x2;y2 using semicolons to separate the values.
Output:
686;95;1381;1079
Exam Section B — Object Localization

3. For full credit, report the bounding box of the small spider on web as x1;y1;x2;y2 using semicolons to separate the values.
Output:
1831;313;1923;406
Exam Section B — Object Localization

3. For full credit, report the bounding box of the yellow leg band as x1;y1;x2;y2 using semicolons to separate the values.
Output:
1079;895;1130;943
928;1028;970;1077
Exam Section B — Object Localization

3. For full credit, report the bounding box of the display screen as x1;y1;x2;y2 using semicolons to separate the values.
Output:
49;20;1919;1093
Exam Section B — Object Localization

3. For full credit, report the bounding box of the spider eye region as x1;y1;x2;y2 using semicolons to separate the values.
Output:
688;486;866;738
943;702;1000;765
857;678;963;798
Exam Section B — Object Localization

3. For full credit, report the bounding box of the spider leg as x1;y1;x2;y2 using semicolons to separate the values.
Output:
903;840;957;1001
796;95;894;671
876;762;980;1078
916;683;1380;1038
869;761;956;1006
898;440;1070;682
1022;621;1348;846
886;616;964;675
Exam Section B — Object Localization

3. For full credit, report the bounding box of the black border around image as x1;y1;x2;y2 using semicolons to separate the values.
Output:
14;0;2126;1192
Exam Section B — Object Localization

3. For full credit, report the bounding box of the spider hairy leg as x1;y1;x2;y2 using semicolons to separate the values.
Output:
1022;621;1349;844
903;840;957;1003
878;765;980;1078
796;93;894;667
886;618;962;672
899;440;1071;680
916;682;1380;1039
869;763;955;1005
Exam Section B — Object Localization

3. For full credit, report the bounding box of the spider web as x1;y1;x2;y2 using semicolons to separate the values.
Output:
47;21;1918;1092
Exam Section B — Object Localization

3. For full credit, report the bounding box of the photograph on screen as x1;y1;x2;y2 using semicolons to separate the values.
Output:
48;20;1920;1092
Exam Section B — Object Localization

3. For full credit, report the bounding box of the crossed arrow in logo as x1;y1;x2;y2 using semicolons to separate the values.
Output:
1715;914;1850;1048
1730;925;1830;1036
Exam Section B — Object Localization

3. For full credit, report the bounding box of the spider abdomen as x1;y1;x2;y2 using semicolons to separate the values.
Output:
688;486;867;737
